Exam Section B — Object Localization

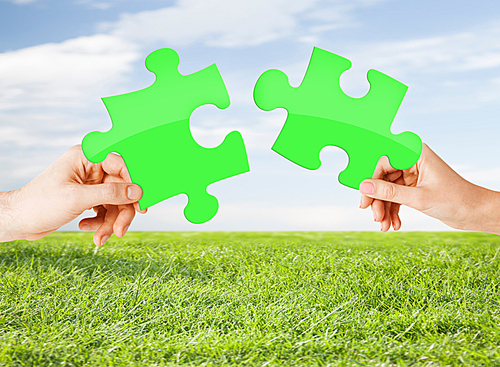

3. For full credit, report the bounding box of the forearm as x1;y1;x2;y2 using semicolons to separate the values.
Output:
472;187;500;236
0;190;23;242
439;179;500;235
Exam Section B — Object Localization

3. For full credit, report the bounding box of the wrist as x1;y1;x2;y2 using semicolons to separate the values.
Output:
0;190;23;242
471;187;500;235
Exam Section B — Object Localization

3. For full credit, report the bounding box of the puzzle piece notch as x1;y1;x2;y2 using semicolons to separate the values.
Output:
254;47;422;189
83;48;231;164
111;120;248;224
82;48;249;224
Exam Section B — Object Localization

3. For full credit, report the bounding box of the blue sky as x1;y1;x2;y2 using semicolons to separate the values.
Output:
1;0;500;231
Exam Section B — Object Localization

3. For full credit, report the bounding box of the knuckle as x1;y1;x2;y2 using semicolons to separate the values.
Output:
381;183;397;202
105;152;117;162
68;144;83;157
103;184;120;200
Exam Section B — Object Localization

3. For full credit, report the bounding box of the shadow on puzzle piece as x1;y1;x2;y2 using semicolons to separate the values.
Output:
82;48;249;224
254;47;422;189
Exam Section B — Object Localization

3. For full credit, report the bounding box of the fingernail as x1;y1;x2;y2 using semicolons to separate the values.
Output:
127;186;142;200
81;224;91;231
380;223;383;231
101;235;110;246
123;225;129;236
373;211;377;221
360;182;374;195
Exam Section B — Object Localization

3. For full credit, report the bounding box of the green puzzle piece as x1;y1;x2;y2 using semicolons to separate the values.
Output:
254;47;422;189
82;48;249;224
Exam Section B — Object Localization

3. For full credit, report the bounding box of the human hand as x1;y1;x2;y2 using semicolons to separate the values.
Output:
0;145;146;245
359;143;500;234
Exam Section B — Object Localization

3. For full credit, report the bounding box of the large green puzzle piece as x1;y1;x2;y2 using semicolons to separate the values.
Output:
82;48;249;224
254;47;422;189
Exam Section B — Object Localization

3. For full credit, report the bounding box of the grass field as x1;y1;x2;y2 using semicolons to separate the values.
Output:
0;232;499;366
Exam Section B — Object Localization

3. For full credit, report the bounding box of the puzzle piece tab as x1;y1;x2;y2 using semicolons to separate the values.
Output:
254;47;422;189
82;48;249;224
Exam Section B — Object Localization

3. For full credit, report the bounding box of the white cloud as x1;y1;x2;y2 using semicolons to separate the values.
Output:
0;125;81;148
342;22;500;78
299;21;500;113
103;0;382;48
240;21;500;117
0;34;140;111
268;21;500;105
0;33;141;188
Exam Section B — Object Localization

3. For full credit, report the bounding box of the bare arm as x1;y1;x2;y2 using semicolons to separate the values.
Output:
0;145;146;246
360;143;500;234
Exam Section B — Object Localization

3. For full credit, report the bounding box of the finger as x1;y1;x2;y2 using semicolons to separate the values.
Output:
93;205;119;247
390;203;402;231
75;182;143;210
380;201;392;232
372;156;399;179
100;160;146;214
79;217;105;231
113;204;135;237
79;206;107;231
101;153;132;182
389;175;405;231
360;194;374;209
133;201;148;214
371;199;385;222
385;170;402;182
102;173;127;184
102;174;146;213
361;156;399;209
359;179;424;210
101;175;145;214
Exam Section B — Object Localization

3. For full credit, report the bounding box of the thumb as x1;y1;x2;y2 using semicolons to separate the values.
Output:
76;183;143;209
359;179;423;210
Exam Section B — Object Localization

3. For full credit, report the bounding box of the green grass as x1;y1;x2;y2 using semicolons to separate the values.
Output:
0;232;499;366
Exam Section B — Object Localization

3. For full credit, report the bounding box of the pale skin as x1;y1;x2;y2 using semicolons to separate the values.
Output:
360;143;500;235
0;145;146;246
